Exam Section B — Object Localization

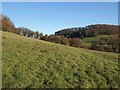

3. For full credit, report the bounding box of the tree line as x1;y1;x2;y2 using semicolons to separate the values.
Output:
0;15;83;47
55;24;118;38
0;14;119;53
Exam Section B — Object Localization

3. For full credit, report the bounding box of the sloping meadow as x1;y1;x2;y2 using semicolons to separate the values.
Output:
2;31;119;88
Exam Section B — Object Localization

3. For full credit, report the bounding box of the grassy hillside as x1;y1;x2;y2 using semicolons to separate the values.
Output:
2;31;119;88
82;35;109;48
82;35;109;43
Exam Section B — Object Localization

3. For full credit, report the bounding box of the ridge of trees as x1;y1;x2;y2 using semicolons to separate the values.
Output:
55;24;118;38
0;14;119;53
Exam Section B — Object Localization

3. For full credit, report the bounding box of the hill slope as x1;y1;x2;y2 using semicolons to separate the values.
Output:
82;35;109;47
2;31;119;88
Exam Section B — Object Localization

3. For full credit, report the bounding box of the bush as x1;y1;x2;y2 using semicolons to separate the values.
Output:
48;35;61;44
61;37;69;45
70;38;82;47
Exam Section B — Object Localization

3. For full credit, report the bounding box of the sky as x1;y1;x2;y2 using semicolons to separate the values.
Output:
2;2;118;35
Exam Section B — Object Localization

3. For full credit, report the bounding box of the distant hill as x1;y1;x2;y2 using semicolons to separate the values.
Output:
55;24;118;38
2;31;119;88
55;24;118;52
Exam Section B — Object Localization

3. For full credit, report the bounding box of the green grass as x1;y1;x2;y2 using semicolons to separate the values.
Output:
2;31;119;88
82;35;109;43
82;35;109;48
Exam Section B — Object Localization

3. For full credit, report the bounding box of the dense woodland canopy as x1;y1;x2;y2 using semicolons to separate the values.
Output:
0;14;119;53
55;24;118;38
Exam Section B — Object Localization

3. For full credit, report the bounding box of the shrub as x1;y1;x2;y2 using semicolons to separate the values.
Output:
61;37;69;45
70;38;82;47
48;35;61;44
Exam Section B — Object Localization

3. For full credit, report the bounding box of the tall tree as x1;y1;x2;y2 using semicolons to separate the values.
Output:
35;31;39;39
1;15;16;33
39;32;43;40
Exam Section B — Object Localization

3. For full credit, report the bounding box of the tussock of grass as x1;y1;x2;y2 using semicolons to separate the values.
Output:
2;31;119;88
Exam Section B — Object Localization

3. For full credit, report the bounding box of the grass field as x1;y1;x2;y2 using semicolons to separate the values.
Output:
82;35;109;48
2;31;119;88
82;35;109;43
